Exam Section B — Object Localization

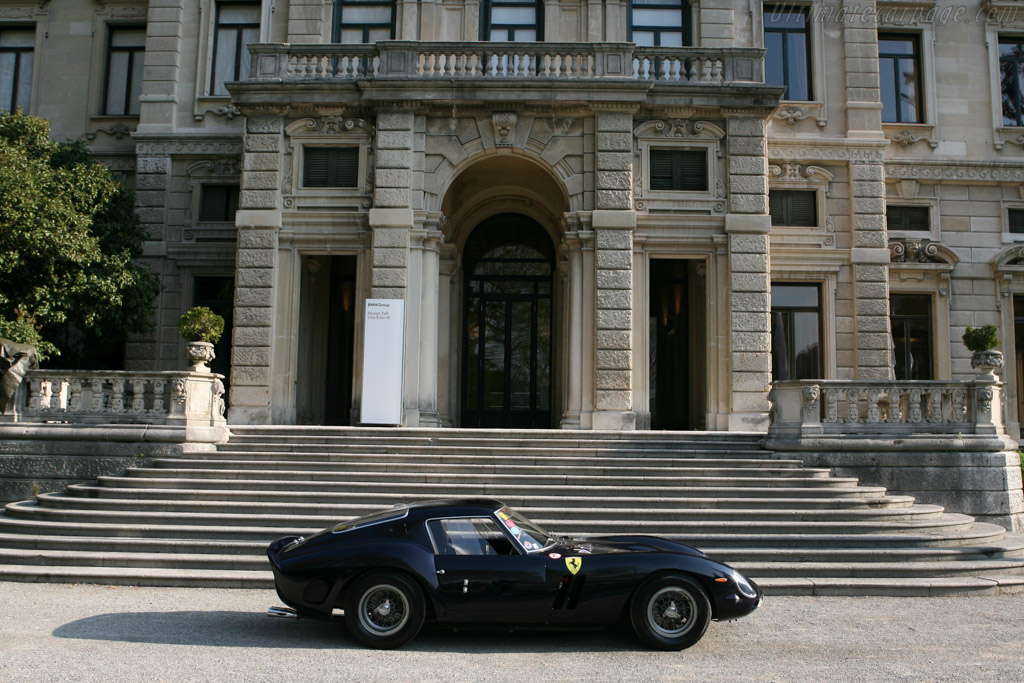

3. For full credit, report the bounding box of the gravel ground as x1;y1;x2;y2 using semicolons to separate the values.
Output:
1;582;1022;682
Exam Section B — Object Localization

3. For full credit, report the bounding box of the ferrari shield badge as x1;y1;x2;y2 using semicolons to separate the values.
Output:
565;557;582;575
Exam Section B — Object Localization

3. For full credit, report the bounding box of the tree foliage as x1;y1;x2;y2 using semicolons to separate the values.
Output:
0;112;160;365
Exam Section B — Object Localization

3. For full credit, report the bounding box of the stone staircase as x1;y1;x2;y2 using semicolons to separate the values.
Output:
1;426;1022;596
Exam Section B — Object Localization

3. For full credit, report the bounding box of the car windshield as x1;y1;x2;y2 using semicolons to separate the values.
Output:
495;507;556;553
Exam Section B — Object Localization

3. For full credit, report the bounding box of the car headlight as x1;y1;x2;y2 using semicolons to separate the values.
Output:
732;571;758;599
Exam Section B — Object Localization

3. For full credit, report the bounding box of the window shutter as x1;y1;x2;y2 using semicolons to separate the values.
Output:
650;150;675;190
334;147;359;187
788;191;816;226
769;191;784;225
199;185;240;221
304;148;330;187
1010;208;1024;234
887;206;929;232
650;149;707;191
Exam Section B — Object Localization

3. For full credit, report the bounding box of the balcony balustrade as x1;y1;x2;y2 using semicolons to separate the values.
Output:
246;41;764;86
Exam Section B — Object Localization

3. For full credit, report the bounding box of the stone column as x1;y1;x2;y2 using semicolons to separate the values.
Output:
561;232;584;428
437;243;457;426
229;113;284;425
726;116;772;431
128;151;171;370
414;226;442;426
136;0;182;136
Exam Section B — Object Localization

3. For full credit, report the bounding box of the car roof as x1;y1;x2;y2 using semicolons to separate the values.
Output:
396;498;506;519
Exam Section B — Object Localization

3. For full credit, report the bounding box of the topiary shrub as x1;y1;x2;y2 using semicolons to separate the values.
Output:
178;306;225;345
962;325;999;353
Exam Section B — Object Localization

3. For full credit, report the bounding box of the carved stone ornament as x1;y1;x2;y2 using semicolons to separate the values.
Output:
0;338;40;414
970;350;1004;379
195;104;242;122
186;158;241;177
889;239;942;263
774;105;826;128
492;112;518;147
887;130;938;149
85;122;135;141
768;162;834;186
186;341;216;373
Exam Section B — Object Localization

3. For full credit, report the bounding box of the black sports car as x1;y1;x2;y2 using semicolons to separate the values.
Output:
267;498;761;650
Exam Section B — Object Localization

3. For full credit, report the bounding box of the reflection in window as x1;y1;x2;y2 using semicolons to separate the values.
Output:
482;0;543;41
1001;38;1024;127
890;293;933;380
629;0;689;47
764;6;810;101
103;26;146;116
211;3;259;96
771;283;822;381
0;27;34;113
334;0;395;43
879;34;922;124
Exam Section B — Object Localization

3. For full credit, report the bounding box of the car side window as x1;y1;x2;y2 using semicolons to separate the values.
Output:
428;517;517;556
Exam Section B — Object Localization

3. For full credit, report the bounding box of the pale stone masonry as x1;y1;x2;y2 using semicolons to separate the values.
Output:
13;0;1024;443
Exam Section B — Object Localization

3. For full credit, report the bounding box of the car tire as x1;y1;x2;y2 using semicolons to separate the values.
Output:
344;571;426;649
629;574;711;651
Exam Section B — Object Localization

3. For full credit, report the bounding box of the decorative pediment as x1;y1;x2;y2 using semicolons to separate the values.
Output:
769;162;833;185
186;158;241;177
994;244;1024;268
889;239;958;265
285;113;374;137
632;119;725;141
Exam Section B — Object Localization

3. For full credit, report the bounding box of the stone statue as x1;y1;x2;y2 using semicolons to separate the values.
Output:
0;338;40;414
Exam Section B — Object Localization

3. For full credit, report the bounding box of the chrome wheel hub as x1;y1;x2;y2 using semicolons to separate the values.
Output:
648;587;696;637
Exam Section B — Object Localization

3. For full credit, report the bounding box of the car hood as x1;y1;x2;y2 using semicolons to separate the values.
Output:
545;534;707;558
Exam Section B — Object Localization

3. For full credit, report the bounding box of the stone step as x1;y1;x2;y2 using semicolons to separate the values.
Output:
65;485;917;510
32;493;947;523
0;532;265;555
0;564;272;588
0;547;265;571
759;576;1024;597
93;476;890;498
147;458;830;479
729;559;1024;579
201;450;796;467
1;501;980;536
121;467;859;488
216;443;772;457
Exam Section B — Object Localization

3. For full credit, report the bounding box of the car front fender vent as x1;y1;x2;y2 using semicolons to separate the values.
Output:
552;574;586;610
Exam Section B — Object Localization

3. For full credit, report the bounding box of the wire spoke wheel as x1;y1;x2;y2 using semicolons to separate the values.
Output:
345;572;425;649
630;574;711;651
647;586;697;637
359;584;410;635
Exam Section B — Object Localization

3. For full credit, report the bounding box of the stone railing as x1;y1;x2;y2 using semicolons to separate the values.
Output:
0;370;227;428
768;379;1006;437
247;42;764;86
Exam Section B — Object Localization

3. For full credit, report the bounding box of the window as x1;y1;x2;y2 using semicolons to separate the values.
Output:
210;2;259;97
103;26;146;116
890;293;933;380
887;205;929;232
771;283;822;381
0;27;34;113
427;517;517;556
769;190;817;226
334;0;395;43
1001;38;1024;127
482;0;543;41
1011;208;1024;234
303;147;359;187
650;149;707;191
629;0;689;47
879;34;922;124
764;6;810;101
199;184;240;222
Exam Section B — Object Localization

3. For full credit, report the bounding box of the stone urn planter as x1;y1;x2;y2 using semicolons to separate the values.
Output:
186;341;216;373
963;325;1002;380
178;306;225;374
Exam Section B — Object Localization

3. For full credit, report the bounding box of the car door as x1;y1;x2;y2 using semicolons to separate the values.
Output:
429;517;551;624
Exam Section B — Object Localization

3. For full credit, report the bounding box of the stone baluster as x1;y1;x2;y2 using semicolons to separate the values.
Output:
907;387;923;423
131;379;147;414
952;388;966;422
824;387;839;423
152;379;167;415
887;388;903;423
928;388;943;423
866;388;881;423
90;378;105;414
111;379;125;414
844;388;859;422
69;379;83;412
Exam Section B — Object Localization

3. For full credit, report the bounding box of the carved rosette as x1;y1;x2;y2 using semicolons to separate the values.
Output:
186;341;216;373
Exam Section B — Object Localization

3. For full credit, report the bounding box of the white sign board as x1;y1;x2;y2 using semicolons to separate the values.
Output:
360;299;405;425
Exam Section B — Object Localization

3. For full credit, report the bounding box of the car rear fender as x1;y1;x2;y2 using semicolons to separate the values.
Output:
333;542;440;609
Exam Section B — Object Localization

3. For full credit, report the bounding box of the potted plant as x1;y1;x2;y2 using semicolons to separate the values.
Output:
963;324;1003;379
178;306;225;373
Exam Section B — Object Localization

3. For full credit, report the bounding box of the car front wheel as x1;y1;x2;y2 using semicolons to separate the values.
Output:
344;572;425;649
630;574;711;651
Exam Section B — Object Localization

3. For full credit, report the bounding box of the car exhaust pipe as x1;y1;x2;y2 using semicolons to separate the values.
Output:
267;605;299;619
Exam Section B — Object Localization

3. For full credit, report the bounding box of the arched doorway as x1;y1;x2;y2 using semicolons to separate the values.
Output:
461;214;553;428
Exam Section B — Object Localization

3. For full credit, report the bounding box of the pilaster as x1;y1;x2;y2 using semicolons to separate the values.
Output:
228;114;284;425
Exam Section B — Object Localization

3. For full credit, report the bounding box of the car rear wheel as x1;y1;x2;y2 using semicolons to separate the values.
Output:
344;572;425;649
630;574;711;651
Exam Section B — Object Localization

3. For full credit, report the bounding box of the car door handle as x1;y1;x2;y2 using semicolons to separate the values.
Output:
436;569;445;575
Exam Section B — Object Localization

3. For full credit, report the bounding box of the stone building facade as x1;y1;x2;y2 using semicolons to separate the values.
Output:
9;0;1024;434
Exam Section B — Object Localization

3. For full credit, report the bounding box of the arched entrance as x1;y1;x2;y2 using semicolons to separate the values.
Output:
461;214;553;428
